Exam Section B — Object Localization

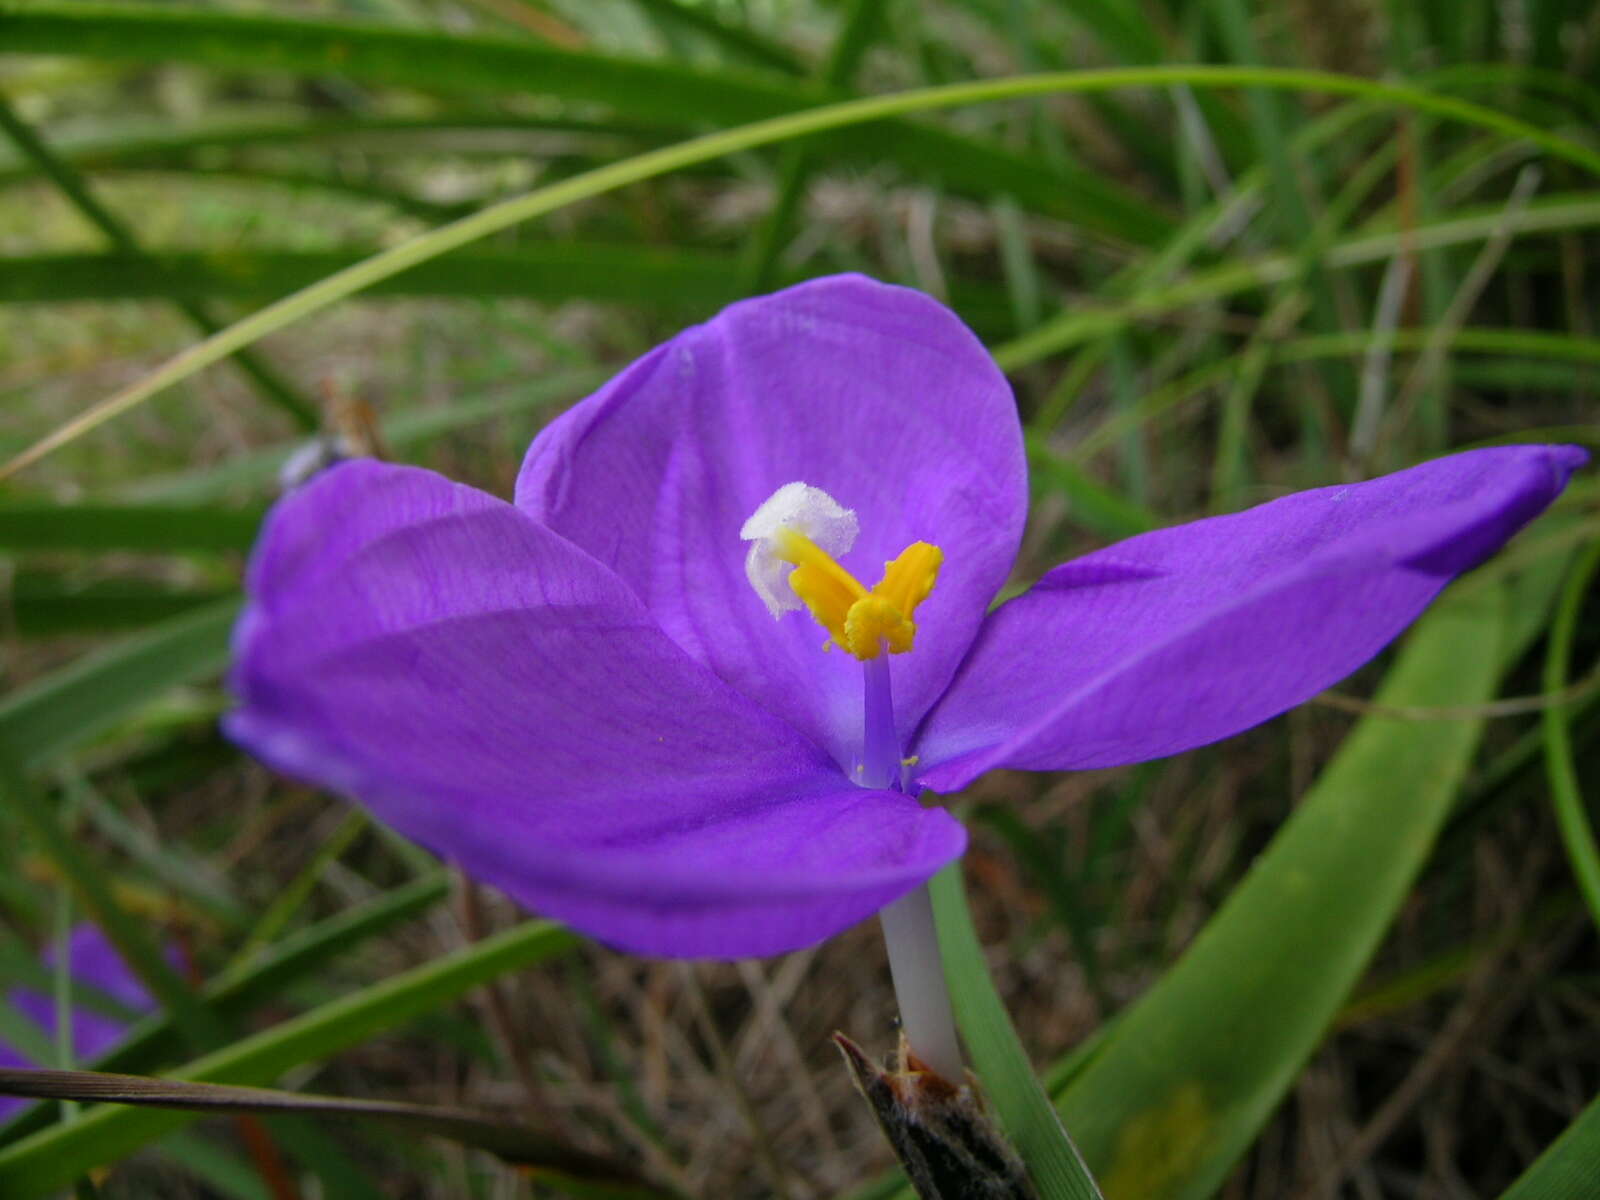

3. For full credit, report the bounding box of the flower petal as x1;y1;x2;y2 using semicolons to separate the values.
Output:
515;274;1026;771
916;446;1586;790
228;460;965;957
0;925;154;1120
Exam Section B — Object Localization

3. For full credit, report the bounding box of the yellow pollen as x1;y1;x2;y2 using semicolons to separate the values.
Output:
774;528;942;660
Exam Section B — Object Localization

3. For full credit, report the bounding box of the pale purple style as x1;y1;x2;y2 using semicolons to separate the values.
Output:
0;925;154;1120
227;275;1584;959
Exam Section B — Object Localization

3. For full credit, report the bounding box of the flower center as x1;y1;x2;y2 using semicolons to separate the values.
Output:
741;483;942;661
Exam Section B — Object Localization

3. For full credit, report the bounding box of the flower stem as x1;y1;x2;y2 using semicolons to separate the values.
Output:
880;883;964;1081
860;652;964;1080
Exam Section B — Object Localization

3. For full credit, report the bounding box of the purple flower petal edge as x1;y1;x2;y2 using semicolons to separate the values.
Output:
916;445;1586;790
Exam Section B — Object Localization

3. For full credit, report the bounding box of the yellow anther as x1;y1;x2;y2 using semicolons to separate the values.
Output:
775;528;866;649
774;529;942;661
873;542;943;617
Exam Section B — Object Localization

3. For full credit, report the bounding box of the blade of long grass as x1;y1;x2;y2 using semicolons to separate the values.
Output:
152;1132;269;1200
0;112;677;184
741;0;886;291
120;367;609;504
5;64;1591;480
60;767;244;930
0;4;1170;243
1051;576;1526;1198
8;162;479;221
230;813;368;970
0;599;238;771
0;1068;663;1189
1208;0;1351;458
0;249;1014;339
928;864;1104;1200
975;807;1109;1014
0;874;452;1147
0;758;225;1056
0;919;576;1197
996;192;1600;371
0;93;315;429
1071;326;1600;464
0;247;815;308
1543;539;1600;932
621;0;801;75
6;581;229;638
1029;95;1392;436
0;504;260;553
1025;437;1157;540
1498;1089;1600;1199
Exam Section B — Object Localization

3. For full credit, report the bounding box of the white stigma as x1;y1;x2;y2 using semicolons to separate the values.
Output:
739;482;858;617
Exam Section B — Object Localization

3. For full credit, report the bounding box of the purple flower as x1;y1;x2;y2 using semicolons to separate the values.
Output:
0;924;155;1120
226;275;1584;960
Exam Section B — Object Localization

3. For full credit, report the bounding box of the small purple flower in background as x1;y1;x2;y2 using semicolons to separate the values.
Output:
0;925;155;1121
226;275;1583;1036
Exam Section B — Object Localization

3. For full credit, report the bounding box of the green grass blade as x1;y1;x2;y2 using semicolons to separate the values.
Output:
0;112;676;183
0;93;316;429
996;192;1600;371
1056;579;1510;1199
1542;539;1600;932
120;367;610;505
0;758;226;1056
620;0;802;75
1069;326;1600;464
6;580;227;637
0;250;1015;342
230;813;368;970
0;598;239;771
5;66;1594;479
0;247;806;308
0;4;1168;243
151;1132;269;1200
0;504;261;552
0;1068;665;1188
0;874;452;1147
740;0;887;291
929;864;1104;1200
0;919;576;1197
1026;436;1157;539
1499;1090;1600;1199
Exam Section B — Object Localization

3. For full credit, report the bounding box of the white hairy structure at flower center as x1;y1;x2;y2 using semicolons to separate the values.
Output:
740;482;860;617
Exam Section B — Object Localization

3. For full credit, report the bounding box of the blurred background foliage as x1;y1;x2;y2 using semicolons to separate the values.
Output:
0;0;1598;1196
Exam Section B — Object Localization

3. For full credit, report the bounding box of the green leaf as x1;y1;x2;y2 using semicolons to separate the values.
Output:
7;66;1593;478
0;249;1015;339
620;0;802;75
0;112;676;183
6;577;229;637
1055;579;1512;1199
0;598;239;771
0;919;576;1196
994;193;1600;371
1543;539;1600;932
1499;1091;1600;1199
0;247;775;308
0;1068;664;1189
1026;435;1157;540
930;864;1104;1200
0;504;261;552
120;368;612;505
0;4;1170;243
0;874;452;1147
0;92;318;429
